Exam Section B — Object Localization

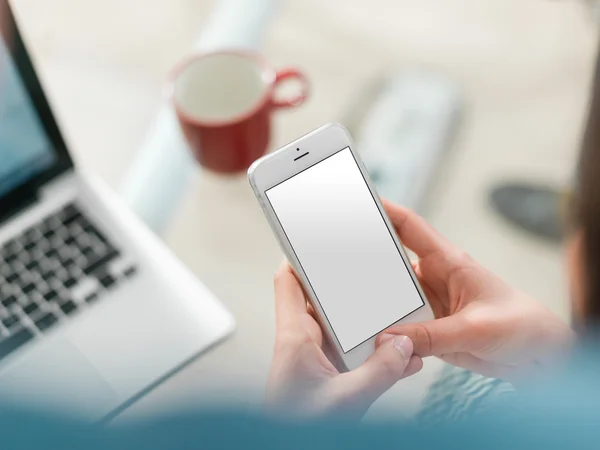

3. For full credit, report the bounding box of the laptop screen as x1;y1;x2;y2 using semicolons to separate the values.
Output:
0;37;57;199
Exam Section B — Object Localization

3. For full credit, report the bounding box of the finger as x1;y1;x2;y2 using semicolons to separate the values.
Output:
411;260;419;274
401;355;423;379
339;336;414;404
273;260;307;328
298;306;324;348
378;316;471;357
408;260;442;315
306;302;317;320
378;334;423;378
382;200;454;259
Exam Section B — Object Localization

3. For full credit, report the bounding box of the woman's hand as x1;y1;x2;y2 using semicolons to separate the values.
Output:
267;262;422;418
378;201;576;382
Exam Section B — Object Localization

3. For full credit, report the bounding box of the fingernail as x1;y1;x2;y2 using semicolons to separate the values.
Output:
393;336;413;360
379;333;394;344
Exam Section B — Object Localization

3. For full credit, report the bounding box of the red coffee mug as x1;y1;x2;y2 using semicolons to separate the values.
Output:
171;50;309;174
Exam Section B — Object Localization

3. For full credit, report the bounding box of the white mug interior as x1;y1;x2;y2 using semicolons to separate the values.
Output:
174;53;270;123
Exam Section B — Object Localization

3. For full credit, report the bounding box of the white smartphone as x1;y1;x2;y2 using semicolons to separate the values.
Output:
248;124;433;371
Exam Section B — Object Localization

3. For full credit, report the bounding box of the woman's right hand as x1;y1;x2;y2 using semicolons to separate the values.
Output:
379;201;576;382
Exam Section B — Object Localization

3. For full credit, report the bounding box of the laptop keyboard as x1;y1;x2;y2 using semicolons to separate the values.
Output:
0;203;138;361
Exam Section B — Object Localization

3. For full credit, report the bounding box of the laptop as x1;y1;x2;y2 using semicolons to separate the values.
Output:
0;3;235;419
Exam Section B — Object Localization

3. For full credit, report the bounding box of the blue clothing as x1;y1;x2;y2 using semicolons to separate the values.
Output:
2;348;600;450
0;405;594;450
418;364;515;422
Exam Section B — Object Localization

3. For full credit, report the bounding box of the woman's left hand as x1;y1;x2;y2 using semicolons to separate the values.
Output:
266;261;423;419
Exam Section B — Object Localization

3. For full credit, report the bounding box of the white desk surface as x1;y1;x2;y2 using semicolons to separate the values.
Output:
12;0;599;419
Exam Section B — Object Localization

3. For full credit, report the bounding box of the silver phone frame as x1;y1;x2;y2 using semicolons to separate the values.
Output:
248;123;433;371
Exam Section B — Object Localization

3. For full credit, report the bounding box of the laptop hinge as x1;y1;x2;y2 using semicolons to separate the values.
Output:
0;190;39;226
0;170;76;228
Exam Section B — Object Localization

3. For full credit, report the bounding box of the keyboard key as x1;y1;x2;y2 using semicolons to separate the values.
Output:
22;283;35;294
76;229;90;242
23;241;36;252
2;296;16;308
50;216;61;228
68;267;82;279
62;210;81;226
60;301;77;315
1;285;13;297
24;228;39;242
35;313;58;332
85;293;98;304
42;229;55;239
81;246;95;258
55;227;69;240
43;290;58;302
83;225;108;244
99;274;115;289
29;271;42;282
18;251;31;263
25;260;39;271
0;328;34;360
45;249;58;259
49;279;63;291
63;278;77;289
43;216;59;230
22;303;39;315
49;237;63;249
63;215;82;228
68;222;83;234
5;272;18;284
123;266;137;278
19;270;35;283
75;256;87;268
92;242;106;255
3;240;18;254
15;237;27;249
56;269;68;281
61;203;79;218
35;281;49;294
41;270;55;281
2;315;18;329
58;247;73;260
83;249;120;275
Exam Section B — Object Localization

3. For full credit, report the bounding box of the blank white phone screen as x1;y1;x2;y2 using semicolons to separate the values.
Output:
266;147;424;353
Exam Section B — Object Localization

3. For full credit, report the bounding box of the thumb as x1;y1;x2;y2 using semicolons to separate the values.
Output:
380;316;470;357
337;336;416;407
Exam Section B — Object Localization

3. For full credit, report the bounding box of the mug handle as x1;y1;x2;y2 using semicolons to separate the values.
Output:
271;69;310;109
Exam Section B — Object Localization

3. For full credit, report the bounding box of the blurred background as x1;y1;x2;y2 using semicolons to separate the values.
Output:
10;0;600;419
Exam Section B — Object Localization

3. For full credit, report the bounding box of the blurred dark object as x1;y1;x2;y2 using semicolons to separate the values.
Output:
489;182;565;244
